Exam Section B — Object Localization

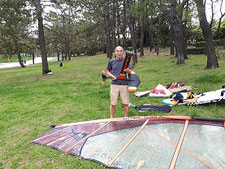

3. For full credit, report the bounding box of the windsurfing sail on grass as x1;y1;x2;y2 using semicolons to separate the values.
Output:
33;116;225;169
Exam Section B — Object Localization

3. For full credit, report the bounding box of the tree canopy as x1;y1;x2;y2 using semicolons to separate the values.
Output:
0;0;225;71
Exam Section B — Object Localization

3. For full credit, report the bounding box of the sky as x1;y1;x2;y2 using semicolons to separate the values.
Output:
205;0;225;21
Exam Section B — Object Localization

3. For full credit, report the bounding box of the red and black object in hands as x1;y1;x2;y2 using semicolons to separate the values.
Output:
118;51;134;80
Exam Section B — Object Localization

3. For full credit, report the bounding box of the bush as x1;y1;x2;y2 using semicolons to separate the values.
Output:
195;39;225;48
187;47;205;54
214;39;225;46
195;41;206;48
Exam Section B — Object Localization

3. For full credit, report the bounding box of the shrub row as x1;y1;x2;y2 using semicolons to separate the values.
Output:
196;39;225;47
187;47;205;54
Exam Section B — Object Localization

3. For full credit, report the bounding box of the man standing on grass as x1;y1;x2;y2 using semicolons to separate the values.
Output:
106;46;131;118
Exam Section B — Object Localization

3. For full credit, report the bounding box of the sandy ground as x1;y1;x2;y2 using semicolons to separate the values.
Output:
0;57;57;69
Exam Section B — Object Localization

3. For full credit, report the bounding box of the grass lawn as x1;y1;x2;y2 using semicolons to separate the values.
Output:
0;48;225;168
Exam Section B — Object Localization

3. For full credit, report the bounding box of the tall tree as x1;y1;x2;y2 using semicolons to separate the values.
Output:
34;0;50;74
194;0;219;69
139;0;146;57
169;26;175;55
170;0;187;64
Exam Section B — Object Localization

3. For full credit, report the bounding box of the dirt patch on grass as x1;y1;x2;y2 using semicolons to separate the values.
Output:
23;74;52;82
64;73;87;78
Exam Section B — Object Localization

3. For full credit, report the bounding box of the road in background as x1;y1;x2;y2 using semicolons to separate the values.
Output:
0;57;57;69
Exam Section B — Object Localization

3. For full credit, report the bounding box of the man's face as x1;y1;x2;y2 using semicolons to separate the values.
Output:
115;47;124;60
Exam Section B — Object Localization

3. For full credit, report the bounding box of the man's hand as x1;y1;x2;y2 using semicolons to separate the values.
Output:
124;68;131;74
106;70;117;80
112;76;117;80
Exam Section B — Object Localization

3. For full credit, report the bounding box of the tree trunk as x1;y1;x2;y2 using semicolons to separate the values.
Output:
139;0;145;57
129;21;137;66
156;14;161;56
32;52;35;64
155;40;159;55
105;1;113;58
194;0;219;69
112;0;117;48
127;0;137;55
140;19;144;56
62;52;64;61
170;0;185;64
183;24;188;59
35;0;50;74
18;53;26;68
57;50;60;61
170;26;175;55
14;39;25;68
183;1;189;59
122;0;127;48
116;1;120;46
149;29;154;52
68;8;71;60
105;20;113;59
65;39;71;60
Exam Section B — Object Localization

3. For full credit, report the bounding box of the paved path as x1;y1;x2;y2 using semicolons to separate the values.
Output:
0;57;57;69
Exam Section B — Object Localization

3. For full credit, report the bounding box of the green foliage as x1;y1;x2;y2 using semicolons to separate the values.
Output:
189;26;204;42
214;39;225;46
0;0;32;56
195;41;206;47
195;39;225;48
186;48;205;54
127;46;133;51
221;21;225;38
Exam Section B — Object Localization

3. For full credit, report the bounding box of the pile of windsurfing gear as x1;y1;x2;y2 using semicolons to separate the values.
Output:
32;116;225;169
128;103;171;113
165;80;194;94
135;84;171;97
162;87;225;106
135;80;193;97
102;51;141;93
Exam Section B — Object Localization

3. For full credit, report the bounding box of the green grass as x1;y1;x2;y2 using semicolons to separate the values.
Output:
0;49;225;168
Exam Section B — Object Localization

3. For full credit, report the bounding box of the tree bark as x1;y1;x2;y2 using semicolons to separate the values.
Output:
105;1;113;58
170;26;175;55
116;1;121;46
127;0;138;67
57;50;60;61
182;24;188;59
139;0;145;57
194;0;219;69
14;39;25;68
35;0;50;74
170;0;185;64
67;9;72;60
112;0;117;48
32;52;35;64
18;53;25;67
122;0;127;48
